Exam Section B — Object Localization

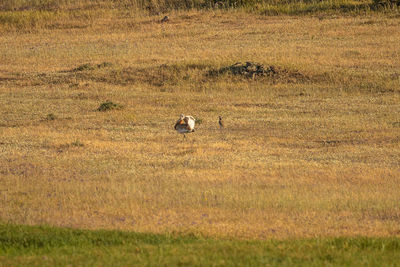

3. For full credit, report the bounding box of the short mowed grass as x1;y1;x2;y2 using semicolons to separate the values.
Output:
1;224;400;266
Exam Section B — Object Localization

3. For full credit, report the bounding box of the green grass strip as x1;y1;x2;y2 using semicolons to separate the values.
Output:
1;224;400;266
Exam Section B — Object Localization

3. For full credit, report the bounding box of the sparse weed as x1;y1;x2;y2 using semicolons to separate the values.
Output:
45;113;56;120
73;63;95;72
195;117;203;125
71;140;84;147
97;101;124;111
73;62;113;72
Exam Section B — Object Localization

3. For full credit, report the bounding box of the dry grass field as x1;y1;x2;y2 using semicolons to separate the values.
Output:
1;7;400;240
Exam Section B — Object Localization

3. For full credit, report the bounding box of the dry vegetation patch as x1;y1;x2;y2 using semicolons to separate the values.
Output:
97;101;124;111
0;61;323;89
209;61;310;83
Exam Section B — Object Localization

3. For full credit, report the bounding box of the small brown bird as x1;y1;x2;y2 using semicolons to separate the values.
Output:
218;116;224;128
161;16;169;23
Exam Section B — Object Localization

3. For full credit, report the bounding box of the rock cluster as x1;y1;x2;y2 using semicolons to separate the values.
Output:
211;61;308;83
227;62;278;78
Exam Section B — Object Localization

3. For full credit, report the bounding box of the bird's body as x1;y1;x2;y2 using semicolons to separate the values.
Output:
161;16;169;23
174;114;195;138
218;116;224;128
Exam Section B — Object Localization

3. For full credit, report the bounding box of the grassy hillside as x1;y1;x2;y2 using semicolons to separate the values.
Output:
1;0;396;12
1;0;374;12
1;224;400;266
0;0;399;32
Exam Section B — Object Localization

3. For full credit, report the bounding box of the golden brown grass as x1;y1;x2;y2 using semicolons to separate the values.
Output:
0;9;399;239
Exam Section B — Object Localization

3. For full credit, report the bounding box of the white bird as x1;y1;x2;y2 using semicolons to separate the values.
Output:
174;114;195;138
